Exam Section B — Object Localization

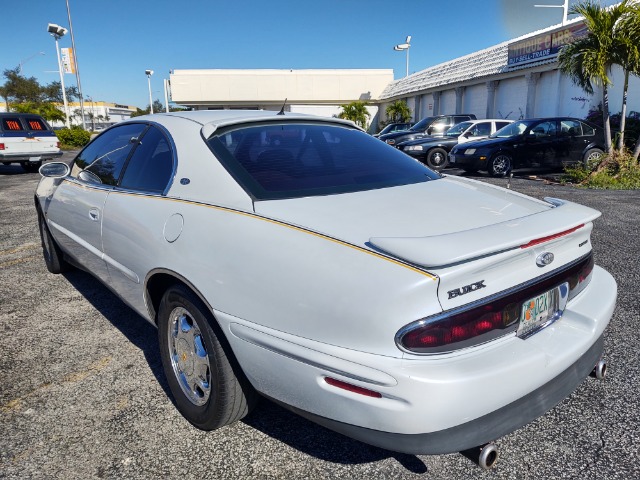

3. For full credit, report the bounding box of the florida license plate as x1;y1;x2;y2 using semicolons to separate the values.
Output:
449;154;456;164
29;156;41;162
517;283;569;339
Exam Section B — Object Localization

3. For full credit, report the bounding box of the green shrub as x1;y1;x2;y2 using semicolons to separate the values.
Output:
55;127;91;148
562;149;640;189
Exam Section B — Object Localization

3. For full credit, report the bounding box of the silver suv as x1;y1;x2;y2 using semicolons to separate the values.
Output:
0;113;62;172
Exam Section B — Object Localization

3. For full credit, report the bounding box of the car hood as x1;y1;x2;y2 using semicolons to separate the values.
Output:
254;176;600;268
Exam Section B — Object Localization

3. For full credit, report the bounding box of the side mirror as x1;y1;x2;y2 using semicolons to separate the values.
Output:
39;162;70;178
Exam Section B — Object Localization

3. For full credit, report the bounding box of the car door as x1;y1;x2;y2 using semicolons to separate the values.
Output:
100;124;175;314
45;123;148;283
520;120;558;166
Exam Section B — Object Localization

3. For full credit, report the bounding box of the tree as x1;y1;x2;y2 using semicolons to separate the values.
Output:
385;100;412;123
557;0;632;153
131;99;165;117
0;68;43;109
624;2;640;160
337;101;370;129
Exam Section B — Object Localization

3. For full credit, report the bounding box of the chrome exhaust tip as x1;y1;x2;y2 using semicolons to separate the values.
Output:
590;358;607;380
461;442;499;470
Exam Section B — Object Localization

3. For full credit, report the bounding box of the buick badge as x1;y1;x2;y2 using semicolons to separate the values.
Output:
536;252;554;267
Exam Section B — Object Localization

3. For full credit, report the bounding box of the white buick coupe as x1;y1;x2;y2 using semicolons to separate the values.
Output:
35;111;616;469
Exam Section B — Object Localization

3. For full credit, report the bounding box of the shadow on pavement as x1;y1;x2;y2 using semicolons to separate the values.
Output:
60;268;428;473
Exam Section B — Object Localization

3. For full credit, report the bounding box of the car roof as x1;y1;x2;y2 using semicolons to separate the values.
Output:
129;110;361;137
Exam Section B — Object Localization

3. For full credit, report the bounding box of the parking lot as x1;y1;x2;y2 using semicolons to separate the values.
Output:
1;154;639;479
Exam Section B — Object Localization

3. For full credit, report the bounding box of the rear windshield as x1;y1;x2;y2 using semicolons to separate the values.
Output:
1;117;25;131
0;116;50;132
207;122;439;200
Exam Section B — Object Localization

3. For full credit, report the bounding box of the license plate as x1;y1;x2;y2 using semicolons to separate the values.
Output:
449;154;456;164
517;283;569;338
29;156;41;162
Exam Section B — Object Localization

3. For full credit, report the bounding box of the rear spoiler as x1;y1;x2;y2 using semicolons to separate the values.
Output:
369;198;601;268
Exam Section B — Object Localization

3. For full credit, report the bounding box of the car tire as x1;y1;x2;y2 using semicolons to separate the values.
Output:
37;209;71;274
158;284;258;430
426;148;449;170
583;148;604;166
489;153;512;177
22;161;42;173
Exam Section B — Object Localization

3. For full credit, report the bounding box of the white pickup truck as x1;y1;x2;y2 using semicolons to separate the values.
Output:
0;113;62;172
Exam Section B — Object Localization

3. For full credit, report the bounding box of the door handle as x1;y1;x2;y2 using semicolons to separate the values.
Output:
89;208;100;221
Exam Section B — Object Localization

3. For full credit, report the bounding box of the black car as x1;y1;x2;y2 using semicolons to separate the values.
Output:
373;122;414;138
397;119;513;170
378;114;476;146
449;117;605;177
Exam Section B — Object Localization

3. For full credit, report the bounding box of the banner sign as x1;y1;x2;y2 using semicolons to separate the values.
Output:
508;22;588;67
60;47;76;74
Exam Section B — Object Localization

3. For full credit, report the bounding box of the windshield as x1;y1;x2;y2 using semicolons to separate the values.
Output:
490;120;533;138
207;122;439;200
409;117;436;131
445;122;473;136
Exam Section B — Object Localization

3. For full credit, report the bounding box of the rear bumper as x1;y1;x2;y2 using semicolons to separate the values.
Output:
0;151;63;162
279;333;604;454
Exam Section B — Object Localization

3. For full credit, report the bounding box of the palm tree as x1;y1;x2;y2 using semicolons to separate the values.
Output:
612;1;640;151
385;100;412;123
558;0;632;153
338;101;370;129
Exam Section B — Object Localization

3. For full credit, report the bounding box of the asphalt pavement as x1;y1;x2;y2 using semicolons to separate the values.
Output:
1;155;639;479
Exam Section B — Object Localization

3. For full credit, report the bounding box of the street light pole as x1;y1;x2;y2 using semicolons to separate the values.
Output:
145;70;154;114
394;35;412;78
65;0;86;129
534;0;569;25
47;24;70;129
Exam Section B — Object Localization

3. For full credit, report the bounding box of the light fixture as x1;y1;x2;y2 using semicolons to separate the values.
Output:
394;35;412;77
47;23;70;128
145;70;154;114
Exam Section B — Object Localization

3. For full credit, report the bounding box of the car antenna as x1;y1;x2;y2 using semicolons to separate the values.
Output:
277;98;287;116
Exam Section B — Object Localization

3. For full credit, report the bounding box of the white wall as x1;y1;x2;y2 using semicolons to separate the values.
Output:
495;76;527;120
463;84;488;118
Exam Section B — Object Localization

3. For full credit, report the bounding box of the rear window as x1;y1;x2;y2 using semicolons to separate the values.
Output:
24;117;48;131
1;117;24;131
207;122;439;200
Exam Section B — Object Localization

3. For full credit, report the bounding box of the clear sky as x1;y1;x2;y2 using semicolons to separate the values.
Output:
1;0;619;109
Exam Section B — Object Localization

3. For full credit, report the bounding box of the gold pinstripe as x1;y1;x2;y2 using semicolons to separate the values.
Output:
59;179;438;280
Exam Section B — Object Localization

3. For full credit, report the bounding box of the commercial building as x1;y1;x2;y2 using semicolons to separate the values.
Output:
52;101;137;130
169;16;639;132
378;17;640;125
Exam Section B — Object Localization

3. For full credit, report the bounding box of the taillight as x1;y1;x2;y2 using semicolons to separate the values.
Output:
56;141;61;148
397;253;595;354
0;143;5;150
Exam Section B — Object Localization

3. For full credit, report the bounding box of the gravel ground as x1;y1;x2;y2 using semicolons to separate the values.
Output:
1;157;639;479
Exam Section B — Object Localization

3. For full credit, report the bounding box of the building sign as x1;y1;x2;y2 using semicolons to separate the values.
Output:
60;48;76;74
508;22;588;67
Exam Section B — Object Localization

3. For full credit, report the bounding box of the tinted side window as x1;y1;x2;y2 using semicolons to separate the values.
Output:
530;121;556;137
120;126;174;193
72;123;148;185
580;122;595;136
2;117;24;131
560;119;582;136
495;121;511;130
472;122;492;136
454;116;471;125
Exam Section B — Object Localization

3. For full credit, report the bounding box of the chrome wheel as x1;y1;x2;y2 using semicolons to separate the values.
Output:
426;148;448;170
167;307;211;406
490;154;512;177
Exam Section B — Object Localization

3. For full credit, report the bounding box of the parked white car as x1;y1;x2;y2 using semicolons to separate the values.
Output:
35;110;616;469
0;113;62;172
